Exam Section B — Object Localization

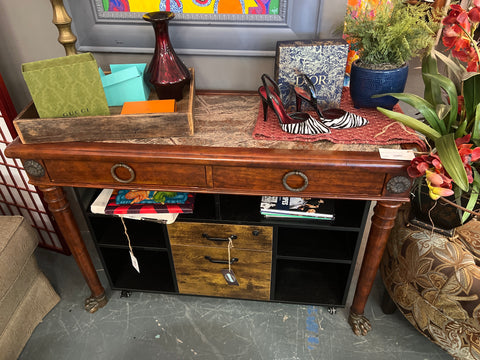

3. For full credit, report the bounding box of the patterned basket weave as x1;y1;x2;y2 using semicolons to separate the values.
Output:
253;87;426;151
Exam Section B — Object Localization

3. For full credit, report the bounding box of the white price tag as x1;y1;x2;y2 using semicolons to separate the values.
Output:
379;148;415;161
130;251;140;273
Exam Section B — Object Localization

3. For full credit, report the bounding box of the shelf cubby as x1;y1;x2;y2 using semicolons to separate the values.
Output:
99;247;176;293
276;227;359;262
273;259;350;305
89;216;169;249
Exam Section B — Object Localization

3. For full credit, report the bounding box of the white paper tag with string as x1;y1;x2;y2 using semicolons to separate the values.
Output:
222;236;238;286
120;216;140;273
129;251;140;273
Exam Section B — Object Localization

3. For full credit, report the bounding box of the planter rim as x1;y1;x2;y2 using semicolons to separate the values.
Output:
352;59;408;73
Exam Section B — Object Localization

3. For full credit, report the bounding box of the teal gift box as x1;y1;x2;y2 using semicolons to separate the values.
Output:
99;63;150;106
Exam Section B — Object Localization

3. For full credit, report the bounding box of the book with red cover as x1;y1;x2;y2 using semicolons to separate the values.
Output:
104;190;194;215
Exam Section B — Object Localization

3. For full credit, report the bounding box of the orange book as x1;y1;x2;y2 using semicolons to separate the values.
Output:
121;99;176;114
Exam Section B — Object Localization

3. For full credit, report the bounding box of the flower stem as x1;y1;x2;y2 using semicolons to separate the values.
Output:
456;22;480;69
440;195;480;216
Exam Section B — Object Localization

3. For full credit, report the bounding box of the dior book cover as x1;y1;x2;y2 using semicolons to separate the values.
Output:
274;39;349;111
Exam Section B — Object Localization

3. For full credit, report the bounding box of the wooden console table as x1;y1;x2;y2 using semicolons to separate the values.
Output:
5;93;412;336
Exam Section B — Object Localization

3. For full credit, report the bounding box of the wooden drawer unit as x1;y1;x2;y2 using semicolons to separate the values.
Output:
45;160;207;188
168;222;272;251
212;166;383;196
169;222;273;300
171;244;272;300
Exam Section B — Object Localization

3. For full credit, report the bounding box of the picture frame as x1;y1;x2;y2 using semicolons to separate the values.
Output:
63;0;327;56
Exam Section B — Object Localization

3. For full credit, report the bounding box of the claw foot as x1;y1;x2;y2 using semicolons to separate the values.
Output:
84;293;108;313
348;310;372;336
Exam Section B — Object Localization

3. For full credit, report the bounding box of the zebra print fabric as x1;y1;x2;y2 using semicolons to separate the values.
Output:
321;112;368;129
280;113;330;135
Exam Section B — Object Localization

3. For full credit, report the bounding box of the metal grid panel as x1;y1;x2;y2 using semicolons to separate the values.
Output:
0;75;70;254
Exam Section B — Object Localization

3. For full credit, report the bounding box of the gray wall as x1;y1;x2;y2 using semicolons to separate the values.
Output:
0;0;347;112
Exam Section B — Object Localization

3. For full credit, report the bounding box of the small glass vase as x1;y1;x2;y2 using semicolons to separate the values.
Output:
143;11;191;101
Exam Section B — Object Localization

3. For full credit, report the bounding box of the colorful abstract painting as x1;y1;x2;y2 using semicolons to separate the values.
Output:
103;0;280;14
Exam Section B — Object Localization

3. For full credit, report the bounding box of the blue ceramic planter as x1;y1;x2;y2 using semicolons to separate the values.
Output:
349;61;409;110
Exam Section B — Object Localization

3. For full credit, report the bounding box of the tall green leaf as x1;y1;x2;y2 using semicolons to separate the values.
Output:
435;133;469;192
423;73;458;132
434;50;466;93
375;92;446;134
464;73;480;124
376;107;441;140
422;53;442;105
462;170;480;223
472;103;480;141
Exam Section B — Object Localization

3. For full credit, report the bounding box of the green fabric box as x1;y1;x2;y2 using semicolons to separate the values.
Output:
22;53;110;118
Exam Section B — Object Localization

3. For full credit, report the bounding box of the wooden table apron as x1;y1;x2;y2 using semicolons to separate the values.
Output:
5;137;410;334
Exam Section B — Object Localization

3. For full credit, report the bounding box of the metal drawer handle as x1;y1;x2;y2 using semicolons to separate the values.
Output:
111;163;135;183
204;256;238;265
282;171;309;192
202;233;237;242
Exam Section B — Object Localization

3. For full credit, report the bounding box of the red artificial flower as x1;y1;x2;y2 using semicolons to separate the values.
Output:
409;135;480;200
443;4;467;25
469;6;480;23
441;4;480;72
442;24;463;49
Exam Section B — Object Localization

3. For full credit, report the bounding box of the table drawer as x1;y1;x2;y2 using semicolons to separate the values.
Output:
213;166;383;196
45;160;207;187
168;222;272;251
171;244;271;300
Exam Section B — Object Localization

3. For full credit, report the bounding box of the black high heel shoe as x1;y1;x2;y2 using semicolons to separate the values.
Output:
294;74;368;129
258;74;330;135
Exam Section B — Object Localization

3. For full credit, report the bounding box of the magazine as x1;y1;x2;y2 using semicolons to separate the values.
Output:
260;196;334;220
90;189;193;222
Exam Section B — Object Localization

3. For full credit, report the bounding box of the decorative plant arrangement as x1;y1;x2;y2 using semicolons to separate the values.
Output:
343;0;440;109
378;0;480;226
343;0;440;70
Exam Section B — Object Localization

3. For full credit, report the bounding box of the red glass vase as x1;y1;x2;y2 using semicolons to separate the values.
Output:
143;11;191;101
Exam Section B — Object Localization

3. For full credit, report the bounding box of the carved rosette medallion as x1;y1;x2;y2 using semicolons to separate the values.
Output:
386;176;411;194
23;159;45;178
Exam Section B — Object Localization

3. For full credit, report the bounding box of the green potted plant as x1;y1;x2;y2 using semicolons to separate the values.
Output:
343;0;441;109
377;1;480;230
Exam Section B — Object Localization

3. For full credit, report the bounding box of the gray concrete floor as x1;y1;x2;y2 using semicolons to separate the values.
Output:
18;242;453;360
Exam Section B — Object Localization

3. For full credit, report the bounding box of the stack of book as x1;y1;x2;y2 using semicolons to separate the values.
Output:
90;189;195;223
260;196;334;221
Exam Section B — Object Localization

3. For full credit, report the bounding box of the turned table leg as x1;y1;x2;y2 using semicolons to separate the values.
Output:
39;185;108;313
348;200;401;335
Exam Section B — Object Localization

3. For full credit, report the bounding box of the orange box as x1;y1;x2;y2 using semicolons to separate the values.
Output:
121;99;176;114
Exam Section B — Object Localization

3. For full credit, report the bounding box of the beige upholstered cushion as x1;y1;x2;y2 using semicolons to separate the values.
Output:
0;216;39;299
0;257;41;334
0;272;59;360
0;215;60;360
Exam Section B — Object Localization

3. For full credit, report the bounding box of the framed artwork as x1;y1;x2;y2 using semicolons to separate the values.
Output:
63;0;325;56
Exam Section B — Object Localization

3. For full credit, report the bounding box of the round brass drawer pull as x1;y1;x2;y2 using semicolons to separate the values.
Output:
282;171;309;192
111;163;136;183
